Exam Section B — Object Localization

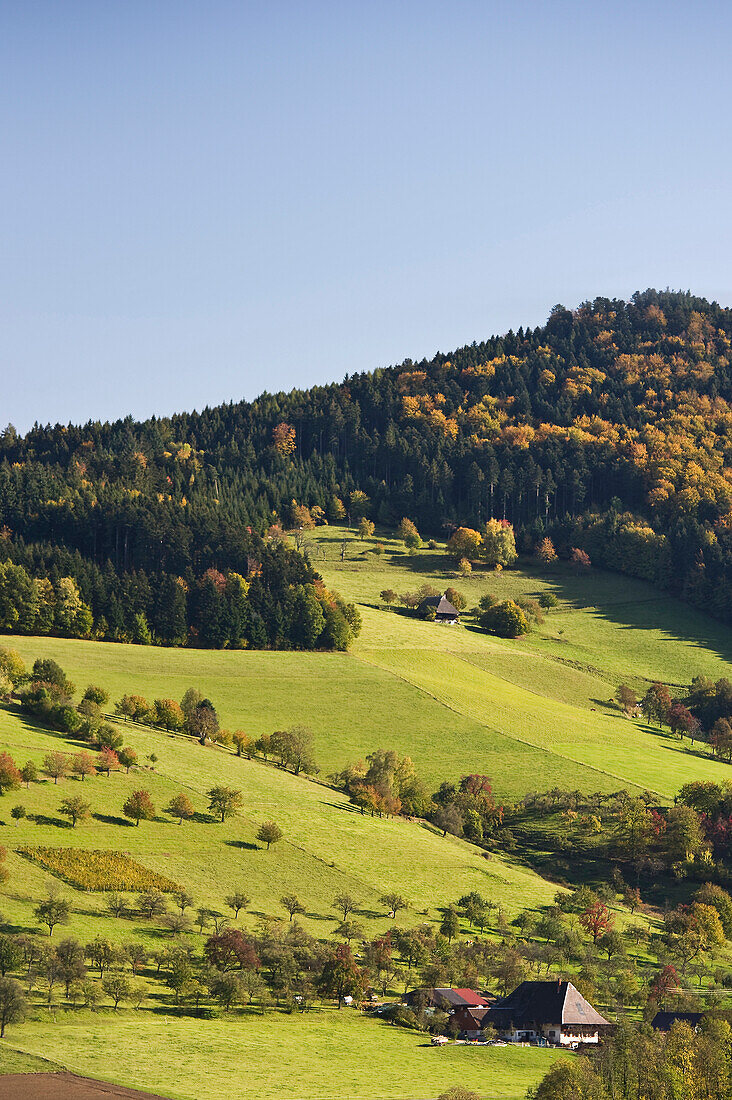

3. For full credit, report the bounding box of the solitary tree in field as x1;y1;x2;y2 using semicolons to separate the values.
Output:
398;517;421;550
102;974;131;1010
208;786;242;822
59;796;91;827
175;890;194;915
0;977;25;1037
195;907;212;935
225;892;250;919
535;537;558;565
20;761;38;788
165;793;195;824
72;751;96;781
43;751;67;785
357;517;375;540
616;684;637;715
440;906;460;943
137;891;167;920
256;821;283;850
97;746;119;777
332;893;358;921
34;894;71;936
123;789;156;826
579;901;614;944
380;893;408;918
281;894;306;921
117;746;138;773
334;920;364;943
0;754;21;795
641;682;672;728
10;805;25;826
447;527;483;562
380;589;398;607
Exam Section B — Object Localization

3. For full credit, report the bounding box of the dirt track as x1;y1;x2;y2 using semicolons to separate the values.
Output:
0;1073;173;1099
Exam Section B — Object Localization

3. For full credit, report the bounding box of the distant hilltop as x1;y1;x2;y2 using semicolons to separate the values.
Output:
1;289;732;636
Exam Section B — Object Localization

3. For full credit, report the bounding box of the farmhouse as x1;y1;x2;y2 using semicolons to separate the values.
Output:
417;593;460;623
485;980;610;1046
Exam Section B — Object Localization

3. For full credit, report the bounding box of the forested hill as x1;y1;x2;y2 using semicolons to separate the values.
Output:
2;287;732;639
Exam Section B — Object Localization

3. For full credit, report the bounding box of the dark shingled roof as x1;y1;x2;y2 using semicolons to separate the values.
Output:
418;594;459;617
487;981;609;1029
652;1011;704;1032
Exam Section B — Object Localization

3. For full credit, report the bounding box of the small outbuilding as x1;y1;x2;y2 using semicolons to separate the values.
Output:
417;594;460;624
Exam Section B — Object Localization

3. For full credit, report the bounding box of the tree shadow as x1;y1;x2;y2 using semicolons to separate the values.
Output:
526;562;732;671
29;814;72;829
192;811;218;825
225;840;258;851
590;697;619;714
93;812;135;827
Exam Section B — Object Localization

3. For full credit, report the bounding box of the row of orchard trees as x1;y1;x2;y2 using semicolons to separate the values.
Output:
0;648;320;782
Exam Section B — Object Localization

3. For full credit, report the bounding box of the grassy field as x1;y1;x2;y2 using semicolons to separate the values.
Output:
3;525;730;801
0;709;559;949
6;1010;565;1100
0;525;730;1098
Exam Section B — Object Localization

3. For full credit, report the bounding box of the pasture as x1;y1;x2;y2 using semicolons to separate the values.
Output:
0;526;730;1099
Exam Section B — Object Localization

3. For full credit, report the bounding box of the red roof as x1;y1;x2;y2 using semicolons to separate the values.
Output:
449;989;489;1007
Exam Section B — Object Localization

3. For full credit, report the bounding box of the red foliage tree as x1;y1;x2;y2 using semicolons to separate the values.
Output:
204;929;259;973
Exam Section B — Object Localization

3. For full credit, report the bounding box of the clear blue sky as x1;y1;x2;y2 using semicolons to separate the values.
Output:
2;0;731;431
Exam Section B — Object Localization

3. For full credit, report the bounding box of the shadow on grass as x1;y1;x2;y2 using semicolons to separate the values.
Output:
225;840;259;851
192;811;218;825
521;560;732;671
92;812;135;827
30;814;72;829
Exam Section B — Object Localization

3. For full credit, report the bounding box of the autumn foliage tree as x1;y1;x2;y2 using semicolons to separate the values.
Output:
272;422;296;456
579;901;614;944
122;789;156;826
317;943;368;1008
0;754;21;795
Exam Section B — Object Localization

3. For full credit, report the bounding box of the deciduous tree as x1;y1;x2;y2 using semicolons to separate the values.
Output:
123;789;156;826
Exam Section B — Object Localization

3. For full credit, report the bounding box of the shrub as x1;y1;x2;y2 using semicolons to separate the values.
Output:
478;600;530;638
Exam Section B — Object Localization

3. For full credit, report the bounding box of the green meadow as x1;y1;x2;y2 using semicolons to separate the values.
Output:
5;1011;564;1100
0;525;730;1098
3;524;730;800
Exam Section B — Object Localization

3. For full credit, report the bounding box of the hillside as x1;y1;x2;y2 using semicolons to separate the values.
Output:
4;526;731;801
2;290;732;650
0;532;731;1096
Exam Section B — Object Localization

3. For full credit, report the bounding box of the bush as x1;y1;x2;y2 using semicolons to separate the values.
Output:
380;1003;423;1030
478;600;530;638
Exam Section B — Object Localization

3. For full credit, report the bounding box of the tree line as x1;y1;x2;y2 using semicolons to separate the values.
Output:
0;536;361;651
1;289;732;629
